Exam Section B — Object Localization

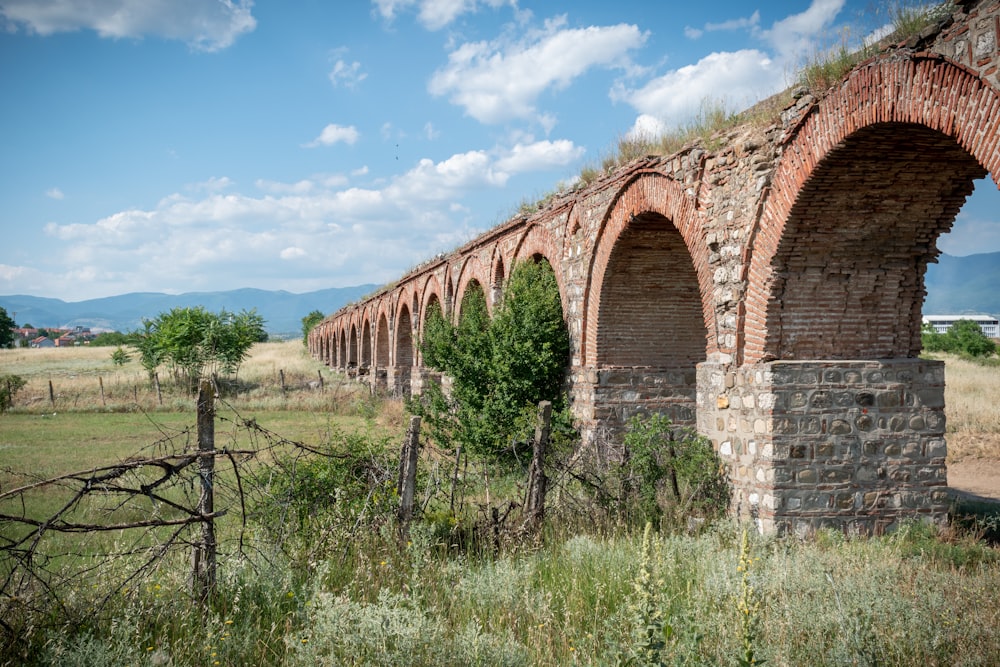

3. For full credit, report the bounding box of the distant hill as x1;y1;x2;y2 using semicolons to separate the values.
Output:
2;251;995;337
0;285;379;337
924;251;1000;318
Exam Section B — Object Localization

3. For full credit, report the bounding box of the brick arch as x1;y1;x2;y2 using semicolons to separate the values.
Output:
744;55;998;364
511;223;569;314
417;274;445;364
454;254;491;319
395;299;415;369
489;246;507;309
348;322;358;366
339;324;348;368
360;317;373;368
583;171;710;367
375;309;391;369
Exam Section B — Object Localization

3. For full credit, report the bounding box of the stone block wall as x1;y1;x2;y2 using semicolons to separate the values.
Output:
698;359;948;536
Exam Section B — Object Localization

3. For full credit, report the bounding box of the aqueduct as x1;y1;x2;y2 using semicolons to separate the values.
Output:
310;0;1000;535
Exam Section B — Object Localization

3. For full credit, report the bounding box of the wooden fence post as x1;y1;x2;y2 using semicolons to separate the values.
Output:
99;376;106;406
524;400;552;532
279;369;286;393
48;380;55;407
449;445;462;515
317;370;325;390
193;379;216;603
397;416;421;530
154;372;162;405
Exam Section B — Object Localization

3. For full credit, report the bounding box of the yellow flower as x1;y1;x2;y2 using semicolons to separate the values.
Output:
225;619;234;625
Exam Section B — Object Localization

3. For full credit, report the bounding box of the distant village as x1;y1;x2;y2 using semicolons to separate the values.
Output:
12;325;98;348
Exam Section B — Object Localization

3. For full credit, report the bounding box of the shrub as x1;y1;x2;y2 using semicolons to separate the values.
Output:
0;373;26;412
922;320;997;358
621;413;730;528
411;259;572;461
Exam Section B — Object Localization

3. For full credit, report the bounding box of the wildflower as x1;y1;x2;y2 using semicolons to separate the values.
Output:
287;591;295;598
225;619;234;625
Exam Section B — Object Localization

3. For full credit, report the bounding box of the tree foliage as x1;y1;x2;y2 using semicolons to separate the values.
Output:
411;260;572;460
0;307;15;349
301;310;325;347
922;319;997;358
131;307;267;388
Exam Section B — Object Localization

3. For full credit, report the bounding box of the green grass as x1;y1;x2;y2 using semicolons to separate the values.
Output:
3;340;1000;665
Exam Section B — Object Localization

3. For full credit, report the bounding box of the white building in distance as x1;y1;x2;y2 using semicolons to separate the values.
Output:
923;315;999;338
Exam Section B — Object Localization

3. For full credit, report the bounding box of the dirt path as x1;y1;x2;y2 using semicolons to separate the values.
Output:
948;459;1000;502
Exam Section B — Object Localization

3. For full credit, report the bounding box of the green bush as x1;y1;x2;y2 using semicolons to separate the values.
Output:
922;319;997;358
621;413;730;528
0;373;26;412
411;259;571;461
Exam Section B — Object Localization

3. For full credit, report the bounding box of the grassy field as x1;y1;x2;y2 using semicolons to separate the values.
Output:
1;344;999;666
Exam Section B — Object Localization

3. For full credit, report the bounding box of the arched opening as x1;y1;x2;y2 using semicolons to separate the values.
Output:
765;123;985;361
375;313;390;369
395;303;415;396
596;213;704;367
360;318;373;375
348;325;358;372
340;327;348;370
492;257;505;309
456;279;487;324
591;211;704;428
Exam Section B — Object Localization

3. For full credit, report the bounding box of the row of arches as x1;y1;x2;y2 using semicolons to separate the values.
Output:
313;54;999;403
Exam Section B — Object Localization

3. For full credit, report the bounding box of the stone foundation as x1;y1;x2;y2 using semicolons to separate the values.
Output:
571;365;697;450
697;359;948;536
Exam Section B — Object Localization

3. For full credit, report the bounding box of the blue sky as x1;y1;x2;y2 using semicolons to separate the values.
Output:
1;0;998;302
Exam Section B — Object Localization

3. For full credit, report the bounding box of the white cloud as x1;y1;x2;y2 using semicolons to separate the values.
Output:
256;179;315;194
616;0;851;136
304;124;360;148
494;139;584;173
280;247;307;260
614;49;778;130
424;122;440;140
372;0;515;30
189;176;234;193
706;11;761;34
429;16;646;125
759;0;845;60
45;187;64;200
0;0;256;51
16;135;591;300
329;59;367;88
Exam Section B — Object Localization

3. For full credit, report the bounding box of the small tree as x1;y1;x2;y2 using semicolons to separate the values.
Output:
412;259;572;460
301;310;325;347
110;346;131;366
131;307;267;389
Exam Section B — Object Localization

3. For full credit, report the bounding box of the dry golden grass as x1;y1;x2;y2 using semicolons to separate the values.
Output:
939;354;1000;461
0;339;369;414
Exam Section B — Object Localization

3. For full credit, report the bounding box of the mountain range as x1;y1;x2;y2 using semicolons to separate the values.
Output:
1;251;996;338
0;285;379;337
